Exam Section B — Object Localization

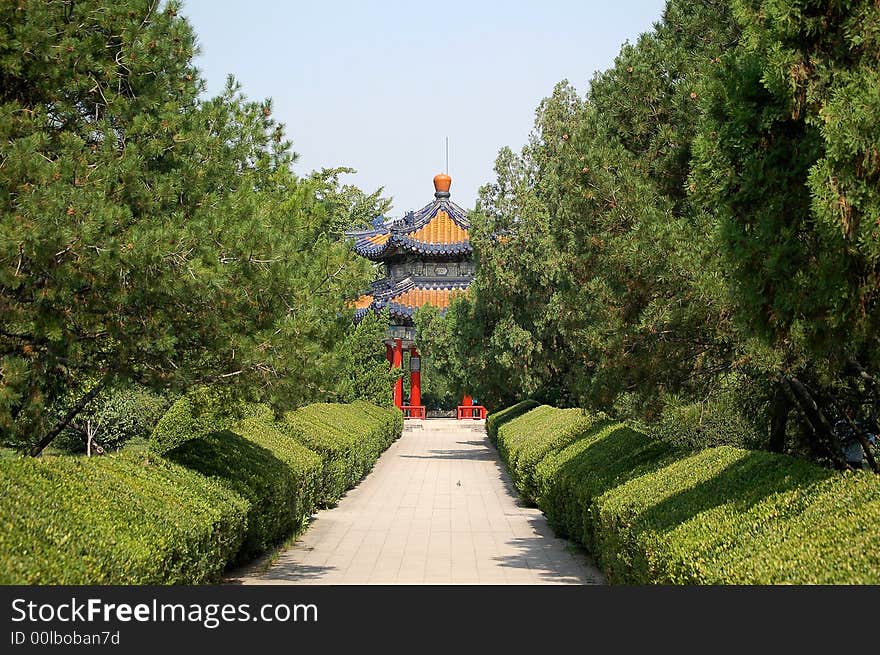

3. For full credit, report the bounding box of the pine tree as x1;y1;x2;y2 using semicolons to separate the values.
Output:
0;1;375;453
337;311;397;408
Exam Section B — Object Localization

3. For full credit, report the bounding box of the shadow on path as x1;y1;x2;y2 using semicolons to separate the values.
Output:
253;563;339;583
400;447;496;461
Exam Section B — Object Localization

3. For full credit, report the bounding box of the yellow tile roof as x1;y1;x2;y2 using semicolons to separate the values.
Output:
393;287;465;310
351;293;374;309
406;210;469;245
366;232;390;245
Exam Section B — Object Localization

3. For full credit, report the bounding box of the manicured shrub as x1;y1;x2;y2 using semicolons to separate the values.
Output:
592;447;880;583
0;453;247;585
0;400;402;584
535;420;677;552
239;402;275;422
649;391;767;452
233;418;322;523
350;400;405;448
150;386;270;455
496;406;604;506
149;394;199;455
283;402;402;506
165;417;322;562
495;403;880;584
494;406;674;548
486;399;541;443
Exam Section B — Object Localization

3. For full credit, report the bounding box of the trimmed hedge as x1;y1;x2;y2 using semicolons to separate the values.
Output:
0;453;247;585
535;418;677;553
283;401;403;505
166;417;322;562
486;399;540;443
0;401;402;584
149;387;271;456
495;406;599;506
491;403;880;584
166;401;400;561
149;394;197;455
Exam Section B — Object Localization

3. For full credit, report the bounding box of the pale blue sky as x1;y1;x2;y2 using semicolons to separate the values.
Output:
180;1;668;214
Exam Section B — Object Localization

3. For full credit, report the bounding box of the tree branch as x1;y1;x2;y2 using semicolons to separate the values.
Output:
781;375;848;468
29;372;112;457
827;395;880;474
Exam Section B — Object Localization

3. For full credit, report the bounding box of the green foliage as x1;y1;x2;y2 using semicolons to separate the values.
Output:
337;311;395;408
424;1;880;465
238;402;275;422
149;387;227;455
496;406;606;506
149;386;279;455
0;0;378;452
316;167;393;233
425;3;743;415
691;0;880;372
0;452;247;584
593;447;880;584
149;395;197;456
486;399;541;442
413;304;468;408
0;400;397;582
166;417;322;562
649;383;769;452
495;404;880;583
415;86;590;410
512;407;672;552
283;402;402;505
54;383;169;453
409;307;459;410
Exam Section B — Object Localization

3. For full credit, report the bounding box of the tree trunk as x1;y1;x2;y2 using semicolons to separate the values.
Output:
769;382;789;453
781;375;849;468
827;395;880;474
29;374;112;457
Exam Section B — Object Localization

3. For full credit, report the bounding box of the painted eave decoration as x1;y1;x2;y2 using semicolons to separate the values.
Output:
351;276;469;324
345;198;472;260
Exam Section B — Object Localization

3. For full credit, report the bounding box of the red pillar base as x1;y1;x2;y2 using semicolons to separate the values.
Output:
410;348;421;408
402;347;425;420
457;393;486;420
392;338;403;409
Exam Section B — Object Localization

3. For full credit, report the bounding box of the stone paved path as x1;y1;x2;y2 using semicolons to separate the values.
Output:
232;419;605;585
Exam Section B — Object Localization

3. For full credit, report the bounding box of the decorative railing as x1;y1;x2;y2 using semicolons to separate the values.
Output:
457;405;486;420
401;405;426;420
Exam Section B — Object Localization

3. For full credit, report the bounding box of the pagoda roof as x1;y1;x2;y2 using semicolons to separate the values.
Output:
346;175;472;260
352;276;470;324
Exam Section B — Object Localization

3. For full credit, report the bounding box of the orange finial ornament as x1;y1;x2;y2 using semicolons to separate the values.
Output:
433;173;452;197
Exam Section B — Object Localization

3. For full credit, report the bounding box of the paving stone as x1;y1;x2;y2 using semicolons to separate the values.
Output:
234;419;604;585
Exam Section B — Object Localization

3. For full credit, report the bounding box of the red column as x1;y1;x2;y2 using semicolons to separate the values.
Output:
386;344;393;364
392;338;403;409
410;348;421;410
462;393;475;419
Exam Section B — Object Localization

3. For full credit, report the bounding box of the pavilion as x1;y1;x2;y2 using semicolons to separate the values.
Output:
346;174;483;419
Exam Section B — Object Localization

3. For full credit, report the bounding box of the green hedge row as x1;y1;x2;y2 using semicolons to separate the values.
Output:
283;401;403;506
149;387;274;456
166;401;401;563
0;401;403;584
0;454;247;584
485;399;540;442
492;404;880;584
165;418;322;563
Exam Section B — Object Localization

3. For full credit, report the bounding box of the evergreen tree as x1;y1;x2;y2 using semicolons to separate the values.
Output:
691;0;880;466
337;311;397;408
0;1;375;453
